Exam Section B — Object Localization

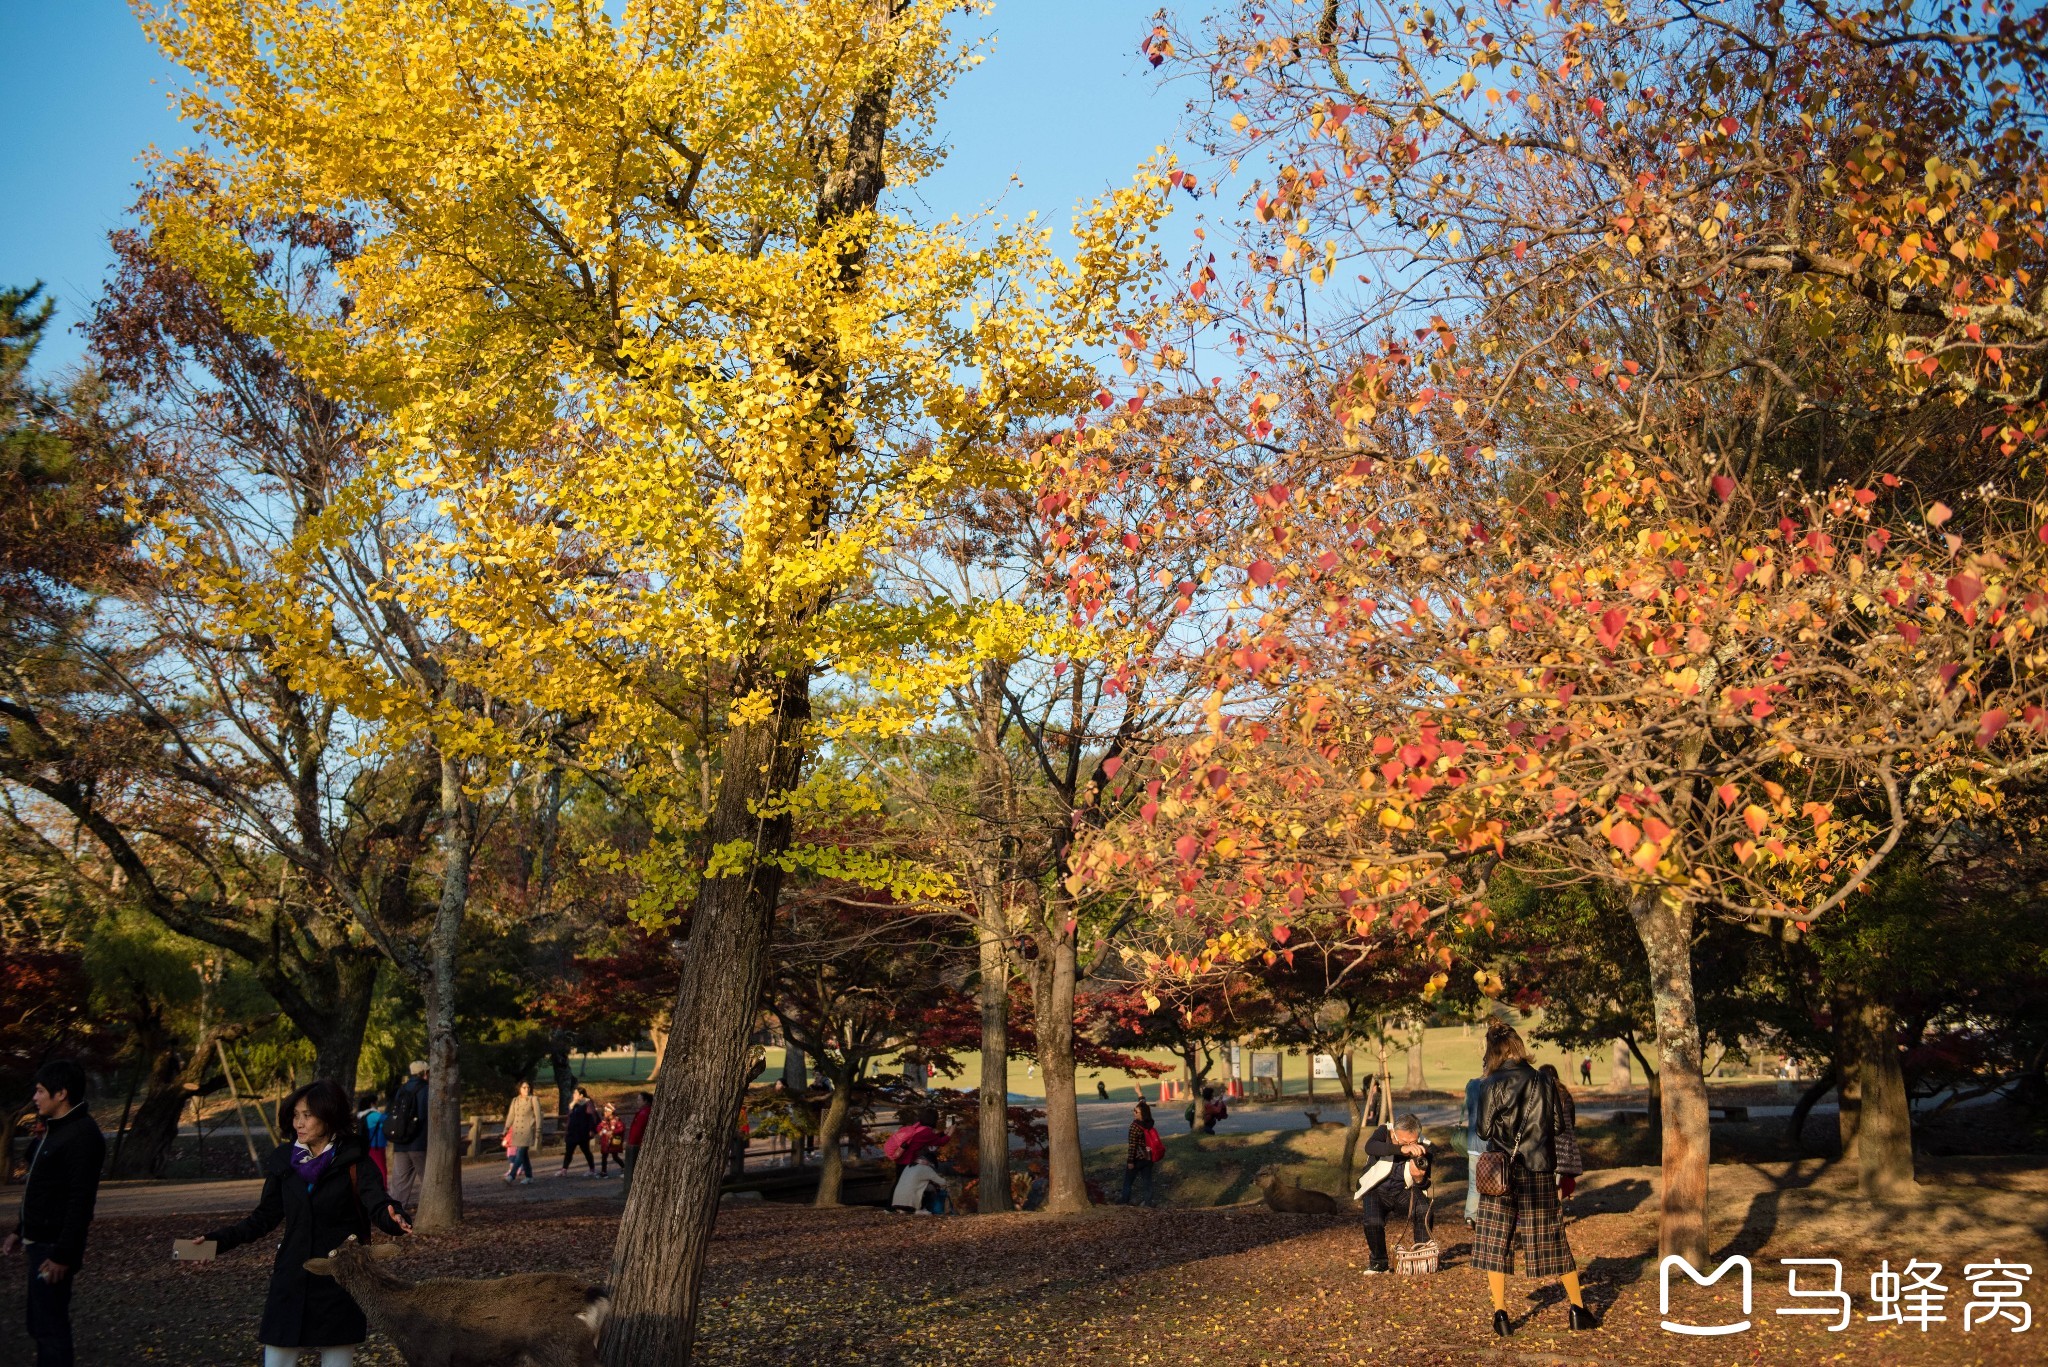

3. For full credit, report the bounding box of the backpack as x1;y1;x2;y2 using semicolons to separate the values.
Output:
1212;1099;1229;1122
1143;1126;1165;1163
386;1081;423;1146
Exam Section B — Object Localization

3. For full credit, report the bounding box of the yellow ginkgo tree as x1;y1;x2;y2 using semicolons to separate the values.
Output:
143;0;1167;1358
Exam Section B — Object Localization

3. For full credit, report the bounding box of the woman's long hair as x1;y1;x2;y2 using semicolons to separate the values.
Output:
1482;1021;1531;1075
1135;1099;1154;1127
283;1079;360;1147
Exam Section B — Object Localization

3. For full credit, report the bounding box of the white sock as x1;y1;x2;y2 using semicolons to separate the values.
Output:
320;1350;356;1367
262;1350;297;1367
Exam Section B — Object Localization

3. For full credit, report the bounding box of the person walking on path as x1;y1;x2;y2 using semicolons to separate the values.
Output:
383;1061;429;1211
354;1093;386;1183
192;1079;410;1367
1354;1112;1432;1274
621;1092;652;1198
1538;1064;1585;1204
1119;1100;1162;1206
559;1086;598;1175
595;1102;626;1176
501;1080;543;1185
1579;1055;1594;1087
1462;1070;1487;1225
4;1060;105;1367
1473;1022;1597;1337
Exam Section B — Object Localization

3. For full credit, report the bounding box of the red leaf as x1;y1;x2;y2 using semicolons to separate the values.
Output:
1174;835;1201;864
1607;820;1642;853
1248;559;1277;587
1977;708;2011;746
1716;784;1739;807
1272;923;1291;944
1927;501;1953;527
1101;755;1123;779
1947;574;1983;607
1712;475;1735;502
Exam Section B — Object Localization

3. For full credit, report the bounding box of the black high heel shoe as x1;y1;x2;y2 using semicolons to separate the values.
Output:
1492;1309;1512;1337
1568;1303;1601;1331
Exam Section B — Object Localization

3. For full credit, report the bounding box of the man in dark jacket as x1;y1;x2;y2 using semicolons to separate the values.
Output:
4;1060;105;1367
385;1060;430;1211
1353;1112;1432;1274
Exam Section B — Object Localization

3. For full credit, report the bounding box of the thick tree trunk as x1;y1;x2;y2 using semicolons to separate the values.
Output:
307;954;378;1093
1336;1056;1368;1187
976;917;1012;1212
1837;985;1914;1196
550;1031;578;1117
1031;917;1088;1213
414;754;470;1234
1631;895;1710;1267
1610;1039;1633;1092
812;1083;853;1208
1405;1029;1426;1092
601;673;809;1366
782;1045;807;1091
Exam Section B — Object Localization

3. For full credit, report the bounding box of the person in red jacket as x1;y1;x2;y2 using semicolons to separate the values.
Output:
621;1092;653;1198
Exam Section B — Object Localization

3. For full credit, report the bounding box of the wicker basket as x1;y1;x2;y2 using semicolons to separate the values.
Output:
1395;1239;1441;1275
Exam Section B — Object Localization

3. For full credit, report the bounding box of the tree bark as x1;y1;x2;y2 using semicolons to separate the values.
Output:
1336;1053;1368;1187
1787;1065;1837;1149
812;1082;853;1208
1609;1039;1633;1091
975;916;1012;1211
1630;894;1711;1267
600;671;810;1366
1405;1028;1426;1092
413;753;470;1234
307;954;378;1092
550;1031;578;1118
1837;985;1914;1196
1030;914;1088;1213
1832;985;1863;1162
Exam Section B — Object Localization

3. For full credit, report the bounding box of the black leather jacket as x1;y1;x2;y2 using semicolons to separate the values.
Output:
1477;1061;1559;1173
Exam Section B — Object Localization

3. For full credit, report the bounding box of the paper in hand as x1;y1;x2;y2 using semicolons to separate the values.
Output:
171;1238;218;1262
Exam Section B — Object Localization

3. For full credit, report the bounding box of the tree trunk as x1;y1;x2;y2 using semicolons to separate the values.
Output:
976;916;1012;1212
1405;1028;1426;1092
1837;985;1914;1196
1787;1065;1837;1149
1832;985;1863;1162
1630;895;1710;1267
1609;1039;1633;1091
307;954;378;1092
812;1083;853;1208
111;1046;215;1179
413;754;470;1234
782;1045;807;1091
1336;1054;1368;1187
601;672;810;1366
1030;913;1088;1213
550;1031;578;1118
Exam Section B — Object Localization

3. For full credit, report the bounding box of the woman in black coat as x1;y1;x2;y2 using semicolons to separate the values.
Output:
1472;1022;1597;1338
195;1079;410;1366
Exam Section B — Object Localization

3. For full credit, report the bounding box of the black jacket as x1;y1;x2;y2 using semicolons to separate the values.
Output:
389;1076;429;1154
1360;1124;1432;1201
564;1099;596;1144
1478;1061;1560;1173
13;1105;105;1268
204;1138;406;1348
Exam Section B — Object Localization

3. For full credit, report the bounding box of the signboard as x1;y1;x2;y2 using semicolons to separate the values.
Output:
1251;1053;1280;1079
1313;1053;1340;1080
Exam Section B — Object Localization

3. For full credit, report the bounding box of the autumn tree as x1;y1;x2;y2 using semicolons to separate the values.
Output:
143;1;1165;1355
1081;0;2048;1267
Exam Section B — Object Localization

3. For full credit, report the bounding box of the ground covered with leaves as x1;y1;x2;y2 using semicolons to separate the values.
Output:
6;1157;2044;1365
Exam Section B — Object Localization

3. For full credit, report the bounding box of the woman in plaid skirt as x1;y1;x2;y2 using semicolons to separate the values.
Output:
1473;1023;1598;1336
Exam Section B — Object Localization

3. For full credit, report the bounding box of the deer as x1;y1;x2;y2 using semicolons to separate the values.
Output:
303;1238;609;1367
1253;1167;1340;1214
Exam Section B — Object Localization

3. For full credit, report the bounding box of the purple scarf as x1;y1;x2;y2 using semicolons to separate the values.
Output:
291;1142;338;1185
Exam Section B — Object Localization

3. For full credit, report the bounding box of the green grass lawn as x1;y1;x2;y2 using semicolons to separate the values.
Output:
1084;1116;1471;1207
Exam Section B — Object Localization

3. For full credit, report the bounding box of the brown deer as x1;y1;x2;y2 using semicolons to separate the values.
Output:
1253;1168;1340;1214
303;1238;608;1367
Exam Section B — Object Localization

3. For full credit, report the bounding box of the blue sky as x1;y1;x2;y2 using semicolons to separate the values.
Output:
1;1;1194;371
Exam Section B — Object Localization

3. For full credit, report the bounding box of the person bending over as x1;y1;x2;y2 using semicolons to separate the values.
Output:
1354;1112;1431;1273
